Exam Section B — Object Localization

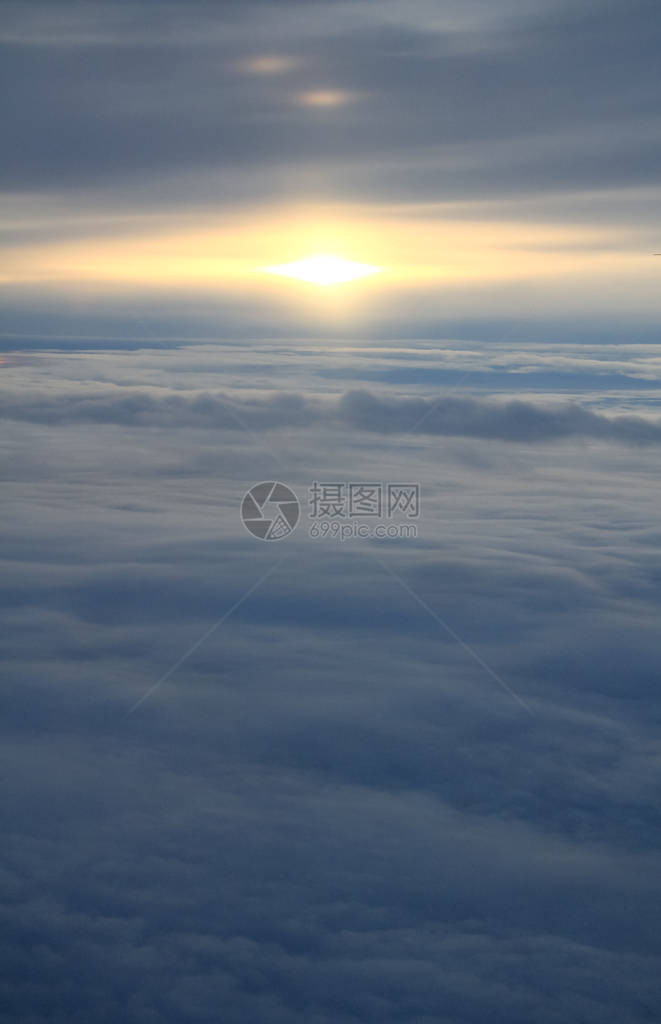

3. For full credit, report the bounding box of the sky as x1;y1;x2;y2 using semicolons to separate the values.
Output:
2;1;661;1022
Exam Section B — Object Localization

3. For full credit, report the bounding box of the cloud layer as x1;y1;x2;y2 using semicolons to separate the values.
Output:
5;385;661;445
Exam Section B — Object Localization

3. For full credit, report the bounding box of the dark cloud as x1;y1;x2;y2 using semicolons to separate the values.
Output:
4;384;661;444
1;0;660;202
337;388;661;443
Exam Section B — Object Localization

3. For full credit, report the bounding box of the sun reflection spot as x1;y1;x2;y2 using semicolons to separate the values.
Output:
297;89;354;108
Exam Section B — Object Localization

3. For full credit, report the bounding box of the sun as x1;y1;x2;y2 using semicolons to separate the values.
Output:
263;253;383;286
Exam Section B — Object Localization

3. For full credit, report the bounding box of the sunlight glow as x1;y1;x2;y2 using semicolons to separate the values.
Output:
264;254;383;286
4;202;655;313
